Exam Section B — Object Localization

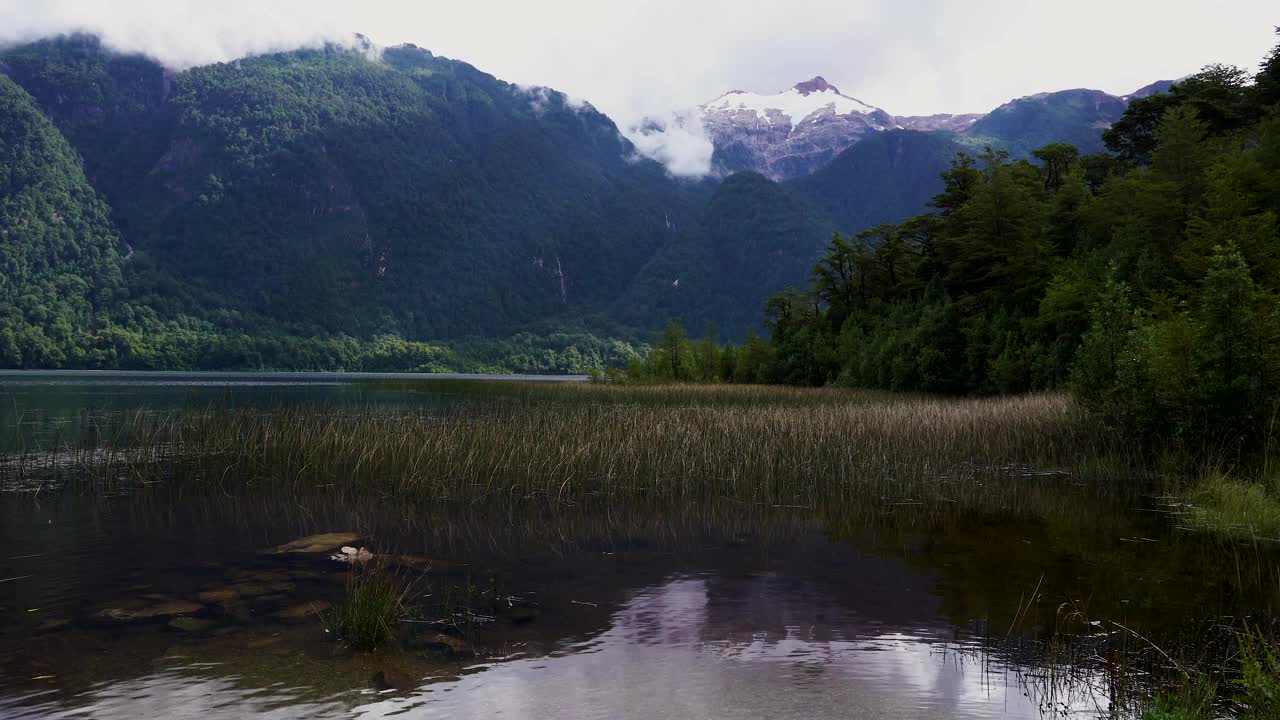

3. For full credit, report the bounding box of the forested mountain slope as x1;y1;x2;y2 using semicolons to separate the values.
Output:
789;130;963;235
0;73;122;367
611;172;833;337
2;36;706;341
0;33;1196;369
960;88;1129;157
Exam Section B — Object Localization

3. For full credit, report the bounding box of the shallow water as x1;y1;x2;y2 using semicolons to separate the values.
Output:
0;373;1275;719
0;496;1110;720
0;370;583;453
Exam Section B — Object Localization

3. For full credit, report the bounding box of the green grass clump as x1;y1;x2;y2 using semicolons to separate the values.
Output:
1189;474;1280;540
1141;681;1218;717
332;565;406;652
1141;677;1219;720
1138;628;1280;720
1236;628;1280;718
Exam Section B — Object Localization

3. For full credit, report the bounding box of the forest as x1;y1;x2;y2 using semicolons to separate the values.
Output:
627;31;1280;453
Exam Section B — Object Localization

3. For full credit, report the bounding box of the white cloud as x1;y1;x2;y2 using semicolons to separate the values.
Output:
625;111;717;178
1;1;1276;176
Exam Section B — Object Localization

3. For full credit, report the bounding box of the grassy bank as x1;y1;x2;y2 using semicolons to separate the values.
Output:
3;385;1147;515
1186;473;1280;540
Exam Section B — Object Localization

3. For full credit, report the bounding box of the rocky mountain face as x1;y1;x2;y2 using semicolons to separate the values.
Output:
701;78;1171;179
702;77;896;180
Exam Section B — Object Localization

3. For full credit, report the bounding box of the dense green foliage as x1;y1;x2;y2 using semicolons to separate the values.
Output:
0;35;709;367
636;33;1280;454
790;130;962;235
610;172;832;338
0;73;122;367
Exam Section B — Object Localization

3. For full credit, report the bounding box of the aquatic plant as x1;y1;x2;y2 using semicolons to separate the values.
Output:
1187;473;1280;540
1;384;1149;522
332;563;408;652
1236;627;1280;718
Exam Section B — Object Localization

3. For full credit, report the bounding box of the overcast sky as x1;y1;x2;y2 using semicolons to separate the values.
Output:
1;1;1275;174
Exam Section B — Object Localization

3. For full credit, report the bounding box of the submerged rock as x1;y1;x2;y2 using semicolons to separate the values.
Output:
230;581;296;598
35;619;70;633
270;533;361;554
226;604;253;623
235;570;292;583
370;670;417;692
419;632;475;657
197;589;241;605
99;599;204;621
168;617;215;634
276;600;331;620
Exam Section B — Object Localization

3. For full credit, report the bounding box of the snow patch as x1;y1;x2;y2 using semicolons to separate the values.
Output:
703;84;881;126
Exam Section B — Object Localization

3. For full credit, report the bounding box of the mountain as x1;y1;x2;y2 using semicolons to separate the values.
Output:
0;72;123;367
790;130;963;234
611;132;963;337
701;79;1175;179
896;114;984;132
961;88;1129;156
0;34;1181;368
1;35;708;344
612;172;833;336
702;77;897;180
1125;80;1177;100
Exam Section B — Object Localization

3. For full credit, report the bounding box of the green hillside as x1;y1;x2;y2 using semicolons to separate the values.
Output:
962;88;1128;157
0;73;122;367
3;36;706;342
0;33;1184;370
789;130;962;234
613;172;832;337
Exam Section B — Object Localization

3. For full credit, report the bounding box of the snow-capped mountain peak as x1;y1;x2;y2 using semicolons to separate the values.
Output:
702;76;885;127
699;76;897;180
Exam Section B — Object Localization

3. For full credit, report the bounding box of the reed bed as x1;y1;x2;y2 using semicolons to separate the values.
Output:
2;385;1147;516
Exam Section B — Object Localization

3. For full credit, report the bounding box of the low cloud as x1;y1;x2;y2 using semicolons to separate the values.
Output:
0;0;357;69
517;84;591;116
624;112;716;179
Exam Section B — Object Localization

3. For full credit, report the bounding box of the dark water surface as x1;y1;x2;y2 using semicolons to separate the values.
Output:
0;370;584;453
0;372;1275;719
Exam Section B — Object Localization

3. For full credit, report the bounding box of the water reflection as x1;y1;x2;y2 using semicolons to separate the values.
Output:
0;669;352;719
0;493;1122;719
356;578;1105;719
2;486;1275;719
0;577;1099;720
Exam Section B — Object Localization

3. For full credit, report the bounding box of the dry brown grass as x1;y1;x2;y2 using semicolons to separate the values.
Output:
3;384;1146;516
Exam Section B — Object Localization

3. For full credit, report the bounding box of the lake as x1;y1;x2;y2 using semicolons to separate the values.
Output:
0;372;1275;719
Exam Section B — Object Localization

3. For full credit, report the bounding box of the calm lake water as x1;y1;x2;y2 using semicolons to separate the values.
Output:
0;372;1275;719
